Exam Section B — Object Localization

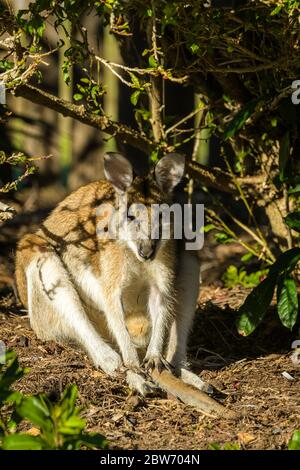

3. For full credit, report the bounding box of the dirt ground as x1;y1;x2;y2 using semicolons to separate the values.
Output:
0;191;299;450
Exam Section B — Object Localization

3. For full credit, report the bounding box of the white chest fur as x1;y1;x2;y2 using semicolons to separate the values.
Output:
72;260;152;348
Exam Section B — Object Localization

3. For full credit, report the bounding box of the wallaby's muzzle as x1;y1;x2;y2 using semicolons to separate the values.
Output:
137;240;156;261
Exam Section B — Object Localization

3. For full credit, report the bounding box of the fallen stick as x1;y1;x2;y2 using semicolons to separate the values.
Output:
151;368;238;420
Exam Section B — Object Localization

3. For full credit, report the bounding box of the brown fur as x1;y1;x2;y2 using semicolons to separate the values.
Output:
14;153;236;415
15;177;173;347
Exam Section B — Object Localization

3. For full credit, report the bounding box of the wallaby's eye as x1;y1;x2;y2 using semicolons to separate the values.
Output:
127;213;135;221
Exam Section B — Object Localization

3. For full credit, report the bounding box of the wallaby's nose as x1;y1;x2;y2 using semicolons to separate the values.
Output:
138;242;156;261
138;248;154;260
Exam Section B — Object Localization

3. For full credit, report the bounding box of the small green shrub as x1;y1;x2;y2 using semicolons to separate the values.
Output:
288;430;300;450
209;441;240;450
222;265;269;289
0;350;107;450
237;248;300;336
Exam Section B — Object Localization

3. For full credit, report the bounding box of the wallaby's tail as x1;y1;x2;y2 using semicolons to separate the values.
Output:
151;369;238;420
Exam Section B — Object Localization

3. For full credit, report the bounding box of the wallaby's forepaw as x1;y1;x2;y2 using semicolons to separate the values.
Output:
180;368;213;394
93;349;122;376
126;370;158;396
142;355;172;373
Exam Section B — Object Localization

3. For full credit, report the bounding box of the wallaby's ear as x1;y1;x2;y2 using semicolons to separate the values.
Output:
104;152;133;192
155;153;185;193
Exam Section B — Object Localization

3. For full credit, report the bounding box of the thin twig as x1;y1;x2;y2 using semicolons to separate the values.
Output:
207;57;289;74
165;103;207;136
93;55;187;84
94;56;138;89
206;208;267;262
147;1;164;142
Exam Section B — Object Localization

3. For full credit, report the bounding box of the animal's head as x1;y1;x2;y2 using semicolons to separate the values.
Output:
103;152;185;262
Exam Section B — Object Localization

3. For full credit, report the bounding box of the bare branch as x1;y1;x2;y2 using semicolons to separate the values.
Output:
165;103;207;136
13;84;152;154
207;57;289;74
147;1;164;143
187;160;238;194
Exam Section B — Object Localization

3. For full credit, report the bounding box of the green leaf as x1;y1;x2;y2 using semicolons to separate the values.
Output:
7;409;23;431
17;396;52;430
203;223;216;233
5;391;23;406
223;265;268;289
63;72;70;85
37;22;46;38
209;442;221;450
285;211;300;233
0;351;27;404
271;117;277;127
215;232;234;244
241;252;253;263
269;248;300;276
73;93;83;101
288;430;300;450
271;5;282;15
209;441;240;450
128;72;140;88
277;274;298;330
77;84;85;93
150;149;159;163
288;184;300;194
236;248;300;335
58;415;86;435
236;275;277;336
2;434;44;450
0;60;13;71
58;384;78;414
279;132;290;182
77;432;108;450
130;90;141;106
148;55;158;68
190;43;199;54
224;99;258;140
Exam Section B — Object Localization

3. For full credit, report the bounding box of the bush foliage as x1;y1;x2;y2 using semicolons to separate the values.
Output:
0;350;107;450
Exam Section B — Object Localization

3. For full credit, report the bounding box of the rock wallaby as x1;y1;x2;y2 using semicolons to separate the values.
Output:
15;152;210;395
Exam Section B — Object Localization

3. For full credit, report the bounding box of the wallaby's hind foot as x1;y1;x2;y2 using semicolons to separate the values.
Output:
180;368;213;394
126;370;158;396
